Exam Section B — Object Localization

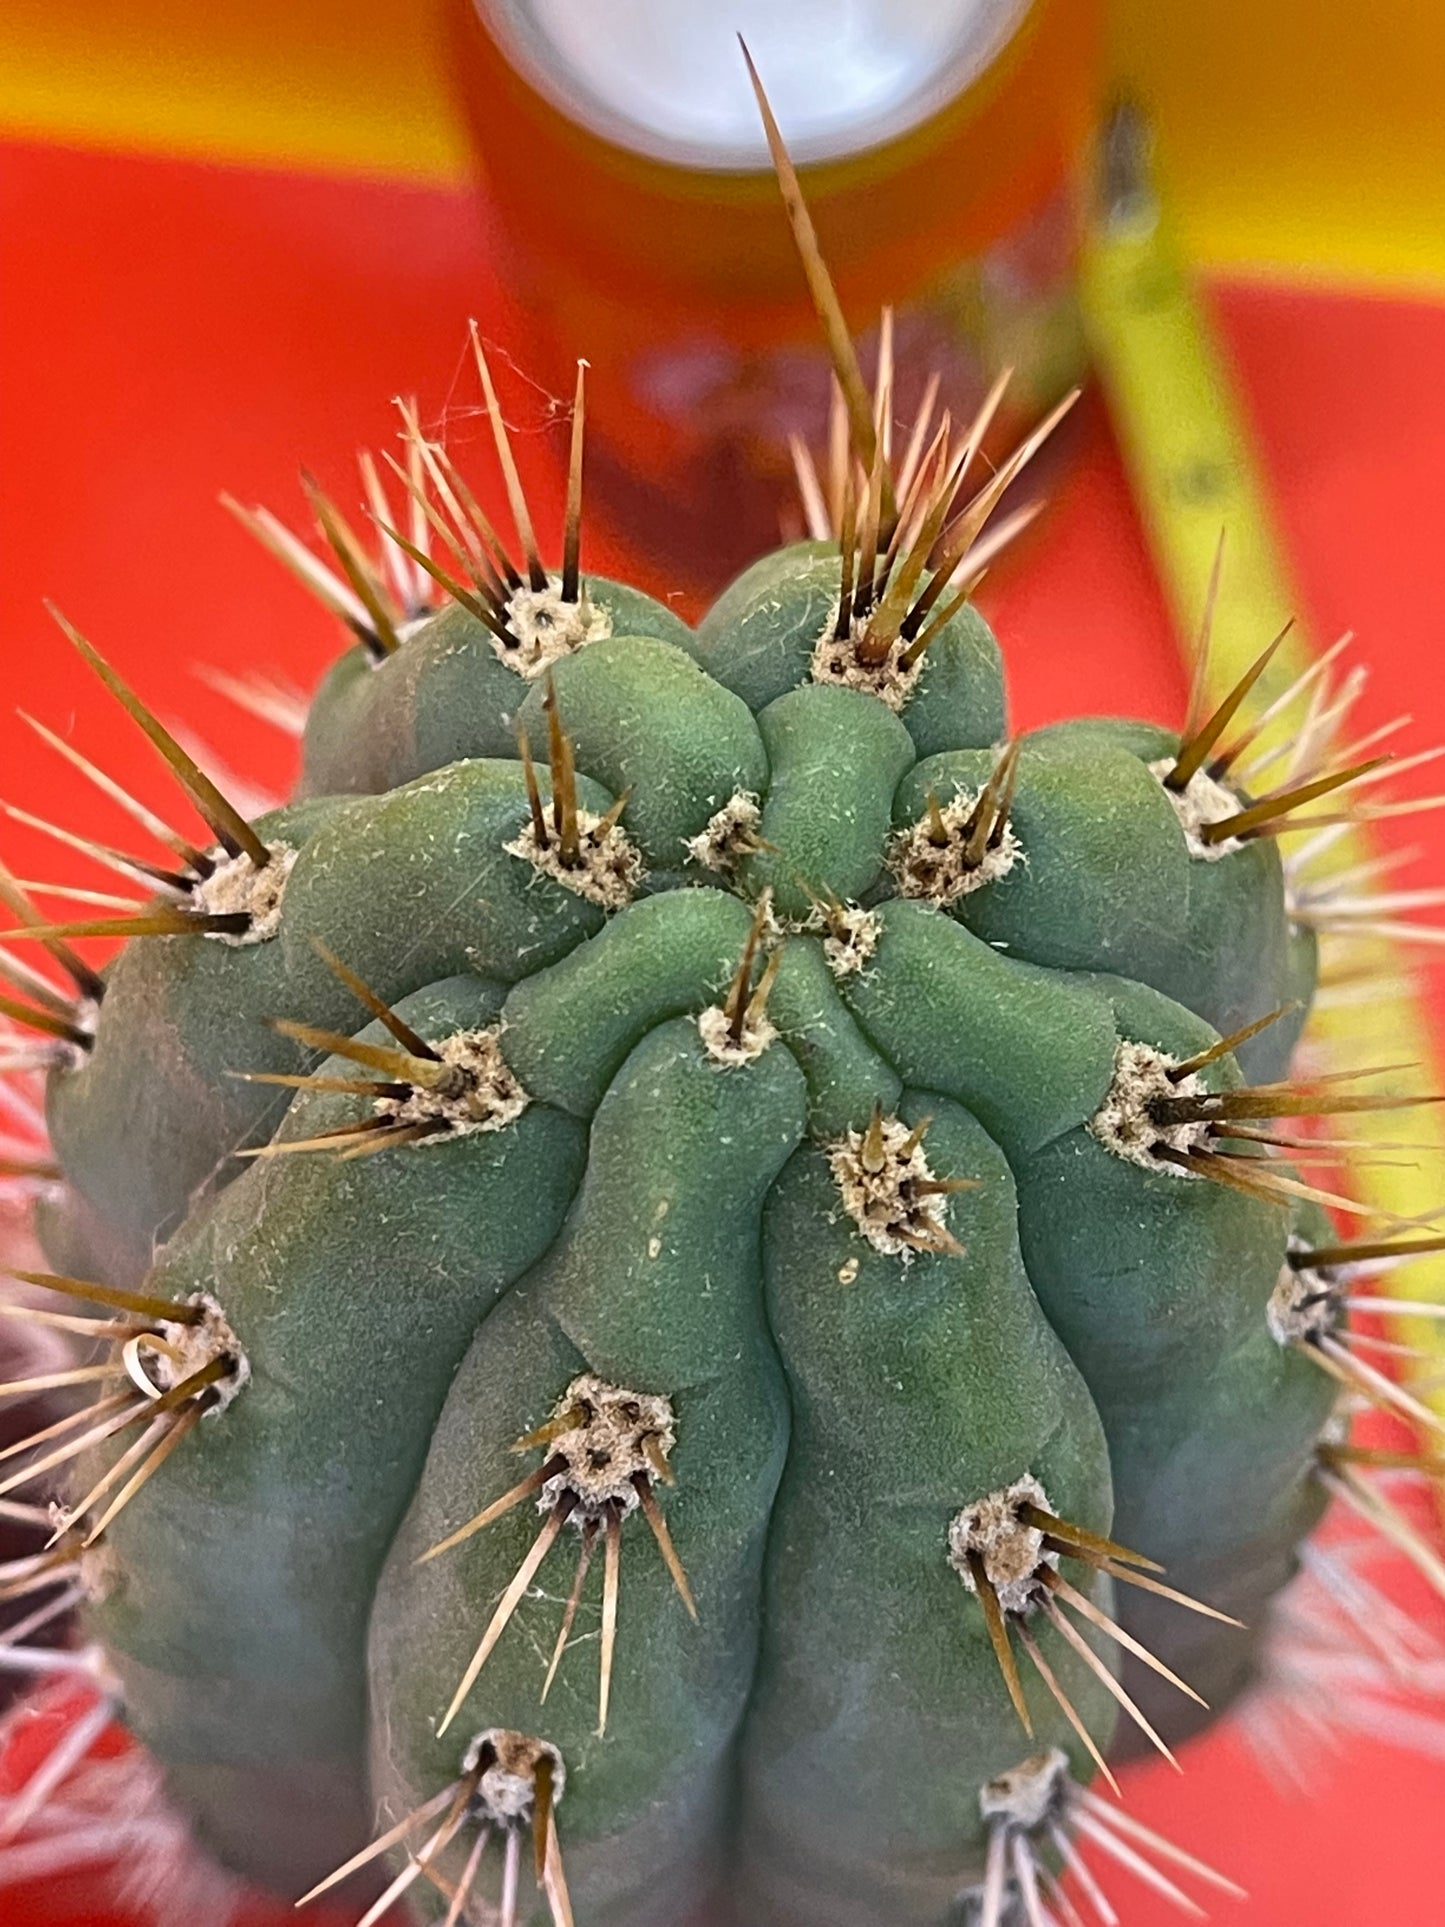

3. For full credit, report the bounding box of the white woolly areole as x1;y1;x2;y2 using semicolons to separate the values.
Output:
822;905;881;979
373;1027;528;1141
78;1538;121;1604
1149;757;1243;860
889;789;1022;904
829;1113;962;1259
121;1291;249;1417
1267;1241;1343;1347
754;894;787;946
50;999;99;1072
537;1374;677;1524
978;1747;1071;1830
192;842;297;945
462;1729;566;1825
504;814;643;909
684;792;763;874
697;1001;778;1067
396;612;434;648
497;581;612;678
1088;1040;1211;1174
948;1474;1058;1616
810;605;925;712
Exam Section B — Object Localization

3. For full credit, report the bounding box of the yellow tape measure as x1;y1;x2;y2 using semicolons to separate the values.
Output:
1079;103;1445;1411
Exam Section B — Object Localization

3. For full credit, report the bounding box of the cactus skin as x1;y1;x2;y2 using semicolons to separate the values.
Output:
34;525;1349;1924
299;583;693;798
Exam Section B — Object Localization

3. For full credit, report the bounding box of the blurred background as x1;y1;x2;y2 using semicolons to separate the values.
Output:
3;3;1445;1923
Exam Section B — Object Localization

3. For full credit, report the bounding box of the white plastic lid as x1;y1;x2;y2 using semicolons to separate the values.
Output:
480;0;1032;170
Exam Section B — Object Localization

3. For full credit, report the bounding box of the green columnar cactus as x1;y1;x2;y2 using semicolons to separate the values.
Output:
3;92;1436;1915
5;329;1414;1927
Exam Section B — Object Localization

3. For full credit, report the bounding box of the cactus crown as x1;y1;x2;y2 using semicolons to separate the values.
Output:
3;76;1445;1927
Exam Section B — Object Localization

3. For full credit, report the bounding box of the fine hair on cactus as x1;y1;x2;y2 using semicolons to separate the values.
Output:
6;63;1445;1927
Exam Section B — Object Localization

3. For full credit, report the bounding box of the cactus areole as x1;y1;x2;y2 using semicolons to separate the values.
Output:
5;92;1429;1927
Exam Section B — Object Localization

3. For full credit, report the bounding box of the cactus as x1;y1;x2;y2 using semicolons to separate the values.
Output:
4;81;1445;1927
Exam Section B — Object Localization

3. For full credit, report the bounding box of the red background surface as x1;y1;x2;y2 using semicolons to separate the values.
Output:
4;137;1445;1923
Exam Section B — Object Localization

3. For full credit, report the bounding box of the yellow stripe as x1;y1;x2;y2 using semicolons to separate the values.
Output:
0;2;469;183
1081;142;1445;1414
1108;0;1445;292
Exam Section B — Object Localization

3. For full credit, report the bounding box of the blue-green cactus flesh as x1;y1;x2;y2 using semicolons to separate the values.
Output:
9;440;1400;1927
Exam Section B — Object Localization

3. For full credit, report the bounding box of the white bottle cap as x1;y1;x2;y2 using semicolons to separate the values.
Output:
482;0;1031;170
